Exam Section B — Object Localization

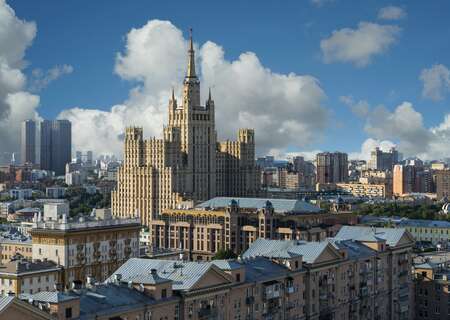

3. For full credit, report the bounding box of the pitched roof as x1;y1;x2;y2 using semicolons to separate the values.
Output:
197;197;320;214
327;239;376;259
20;291;78;303
397;219;450;228
108;258;228;291
335;226;409;247
0;296;14;313
242;238;336;264
211;260;243;270
0;260;59;275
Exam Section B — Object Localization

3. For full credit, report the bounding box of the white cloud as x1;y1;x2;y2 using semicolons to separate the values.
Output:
378;6;406;20
339;95;370;117
30;64;73;92
0;0;40;158
420;64;450;101
349;138;396;160
60;20;329;157
320;22;401;67
357;101;450;160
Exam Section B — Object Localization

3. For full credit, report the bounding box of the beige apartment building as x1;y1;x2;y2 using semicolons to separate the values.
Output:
13;226;413;320
413;253;450;320
30;204;140;288
0;259;61;296
0;236;32;264
336;182;391;198
149;197;352;260
112;31;259;227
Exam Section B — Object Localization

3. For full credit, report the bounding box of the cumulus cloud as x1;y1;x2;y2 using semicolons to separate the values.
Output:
60;20;329;157
29;64;73;92
320;22;401;67
354;101;450;160
339;95;370;117
0;0;41;158
378;6;406;20
420;64;450;101
349;138;396;160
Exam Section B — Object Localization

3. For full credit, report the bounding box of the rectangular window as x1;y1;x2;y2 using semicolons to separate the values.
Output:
65;307;72;319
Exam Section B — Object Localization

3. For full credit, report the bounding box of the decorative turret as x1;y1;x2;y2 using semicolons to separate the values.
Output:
169;87;177;110
206;87;215;110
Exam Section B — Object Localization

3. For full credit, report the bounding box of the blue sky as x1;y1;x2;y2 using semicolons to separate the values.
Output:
2;0;450;160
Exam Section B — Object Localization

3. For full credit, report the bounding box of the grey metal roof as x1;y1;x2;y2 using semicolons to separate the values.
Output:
77;284;158;319
126;273;172;285
108;258;221;291
397;219;450;228
243;257;291;282
335;226;408;247
327;239;376;260
242;238;331;264
0;296;14;313
20;291;78;303
211;260;243;270
197;197;320;214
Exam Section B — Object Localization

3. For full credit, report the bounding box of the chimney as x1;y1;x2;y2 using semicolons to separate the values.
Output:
114;273;122;284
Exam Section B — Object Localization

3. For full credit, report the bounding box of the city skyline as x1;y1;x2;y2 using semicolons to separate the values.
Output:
1;1;450;162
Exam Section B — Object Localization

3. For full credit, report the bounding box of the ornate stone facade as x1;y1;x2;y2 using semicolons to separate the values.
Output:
112;31;260;226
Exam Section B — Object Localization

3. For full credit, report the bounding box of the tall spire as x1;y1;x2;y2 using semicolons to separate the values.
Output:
187;28;196;78
171;87;175;101
208;87;212;102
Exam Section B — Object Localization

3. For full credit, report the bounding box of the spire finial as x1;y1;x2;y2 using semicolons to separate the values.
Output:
189;28;193;51
186;28;196;78
171;87;175;101
208;87;212;101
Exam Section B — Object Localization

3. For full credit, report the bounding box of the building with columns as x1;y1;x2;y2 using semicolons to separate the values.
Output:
112;30;259;227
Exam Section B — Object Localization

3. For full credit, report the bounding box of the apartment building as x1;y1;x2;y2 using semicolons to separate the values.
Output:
336;182;391;198
30;204;141;288
436;169;450;199
413;253;450;319
0;232;32;264
0;259;61;296
150;197;351;260
12;226;413;320
397;219;450;245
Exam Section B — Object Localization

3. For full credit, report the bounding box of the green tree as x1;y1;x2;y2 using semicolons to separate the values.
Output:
212;249;238;260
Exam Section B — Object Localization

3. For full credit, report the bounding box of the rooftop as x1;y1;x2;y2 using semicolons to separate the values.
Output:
242;238;338;264
0;259;60;275
397;219;450;229
197;197;321;214
334;226;411;247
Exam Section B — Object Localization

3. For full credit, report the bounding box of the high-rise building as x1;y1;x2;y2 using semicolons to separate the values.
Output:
20;120;36;164
316;152;348;184
368;147;399;171
40;119;72;175
112;31;259;227
393;164;416;196
436;170;450;200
